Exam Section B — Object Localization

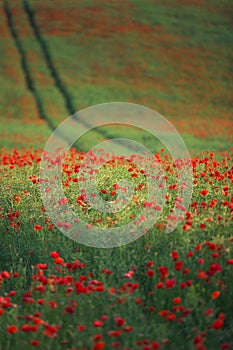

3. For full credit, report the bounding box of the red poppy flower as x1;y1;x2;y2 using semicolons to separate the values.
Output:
173;297;182;304
50;251;60;258
34;224;42;231
7;325;18;334
93;320;103;327
212;319;224;330
1;271;10;279
146;269;155;277
200;189;208;196
212;291;220;299
171;250;179;260
30;340;40;346
93;342;105;350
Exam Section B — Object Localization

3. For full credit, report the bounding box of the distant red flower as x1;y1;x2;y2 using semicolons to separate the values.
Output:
123;325;133;332
200;189;209;196
58;197;68;205
93;320;103;327
30;340;40;346
93;334;103;341
43;324;60;338
114;316;125;327
151;341;160;349
54;257;64;265
146;261;154;268
218;312;225;320
185;280;193;287
7;325;18;333
1;271;10;279
198;259;205;265
173;297;182;304
175;261;183;270
186;251;194;258
195;244;202;251
36;264;47;270
146;269;155;277
220;343;231;349
183;308;192;316
93;342;105;350
212;291;220;299
108;330;122;337
203;308;214;316
171;250;179;260
159;310;169;317
212;319;224;330
50;251;60;258
166;313;176;321
21;324;38;332
155;282;163;289
34;224;42;231
101;315;108;321
165;278;176;289
8;291;17;297
158;266;168;280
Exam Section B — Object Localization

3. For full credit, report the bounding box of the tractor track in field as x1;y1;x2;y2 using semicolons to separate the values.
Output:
4;0;136;151
22;0;77;117
4;0;95;147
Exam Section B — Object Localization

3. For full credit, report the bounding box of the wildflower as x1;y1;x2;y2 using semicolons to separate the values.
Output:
146;269;155;277
165;278;176;289
34;224;42;231
175;261;183;270
212;319;224;330
186;251;194;258
50;251;60;258
220;343;231;349
7;325;18;333
93;342;105;350
93;320;103;327
21;324;38;332
171;250;179;260
30;340;40;346
108;330;122;337
200;189;208;196
203;308;214;316
173;297;182;304
198;259;205;265
1;271;10;279
212;291;220;299
58;197;68;205
155;282;163;289
123;326;133;332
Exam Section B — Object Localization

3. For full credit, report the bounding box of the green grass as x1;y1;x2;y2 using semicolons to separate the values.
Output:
0;150;232;349
0;2;232;348
1;0;232;153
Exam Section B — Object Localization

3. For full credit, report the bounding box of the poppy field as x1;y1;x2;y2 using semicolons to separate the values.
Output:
0;1;232;349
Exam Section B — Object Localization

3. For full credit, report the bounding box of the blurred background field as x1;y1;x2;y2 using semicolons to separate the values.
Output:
0;0;232;154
